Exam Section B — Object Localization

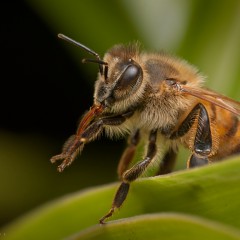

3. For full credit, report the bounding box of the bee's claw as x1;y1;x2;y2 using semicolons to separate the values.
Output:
55;159;75;172
50;154;65;163
50;153;70;172
99;207;115;224
57;163;66;172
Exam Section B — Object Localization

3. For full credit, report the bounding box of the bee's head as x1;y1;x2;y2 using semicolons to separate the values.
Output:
58;34;145;112
94;43;146;112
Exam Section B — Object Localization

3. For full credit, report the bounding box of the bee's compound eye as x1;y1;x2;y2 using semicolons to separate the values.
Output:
118;64;141;89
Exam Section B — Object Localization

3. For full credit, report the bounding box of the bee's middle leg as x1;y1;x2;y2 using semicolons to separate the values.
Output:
117;129;140;179
100;129;157;224
157;148;177;175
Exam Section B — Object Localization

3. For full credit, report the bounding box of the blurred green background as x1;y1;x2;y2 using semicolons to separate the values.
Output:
1;0;240;229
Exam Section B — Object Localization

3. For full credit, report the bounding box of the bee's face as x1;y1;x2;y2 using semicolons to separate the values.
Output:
94;44;144;109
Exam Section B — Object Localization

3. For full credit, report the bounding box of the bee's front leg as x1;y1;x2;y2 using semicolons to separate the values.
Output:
100;129;157;224
51;111;134;172
50;120;104;172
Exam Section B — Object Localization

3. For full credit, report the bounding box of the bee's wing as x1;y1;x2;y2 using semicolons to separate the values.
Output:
181;85;240;116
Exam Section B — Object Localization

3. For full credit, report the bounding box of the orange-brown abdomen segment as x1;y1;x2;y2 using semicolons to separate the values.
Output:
209;102;240;161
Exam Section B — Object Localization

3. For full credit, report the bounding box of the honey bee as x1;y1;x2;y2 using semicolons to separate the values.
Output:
51;34;240;224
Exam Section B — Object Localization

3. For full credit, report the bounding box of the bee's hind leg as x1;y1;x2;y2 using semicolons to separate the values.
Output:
169;103;212;168
187;154;209;168
188;103;212;168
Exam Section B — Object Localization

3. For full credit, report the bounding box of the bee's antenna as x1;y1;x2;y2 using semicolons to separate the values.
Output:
58;33;108;78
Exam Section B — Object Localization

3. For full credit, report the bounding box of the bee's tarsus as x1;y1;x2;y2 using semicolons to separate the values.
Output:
50;154;64;163
57;165;65;173
99;207;115;224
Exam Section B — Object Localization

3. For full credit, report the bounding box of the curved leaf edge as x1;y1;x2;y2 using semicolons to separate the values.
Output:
69;213;240;240
3;156;240;239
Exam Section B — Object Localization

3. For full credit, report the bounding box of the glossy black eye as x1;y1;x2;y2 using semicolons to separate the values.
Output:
118;64;141;89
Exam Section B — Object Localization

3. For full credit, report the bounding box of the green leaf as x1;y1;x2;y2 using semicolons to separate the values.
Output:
71;214;240;240
3;156;240;239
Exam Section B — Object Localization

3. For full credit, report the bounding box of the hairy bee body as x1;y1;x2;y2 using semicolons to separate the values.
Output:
102;45;240;162
51;34;240;223
98;46;198;137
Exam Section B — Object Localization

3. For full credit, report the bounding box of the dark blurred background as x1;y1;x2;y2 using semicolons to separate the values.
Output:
1;0;240;228
1;0;125;227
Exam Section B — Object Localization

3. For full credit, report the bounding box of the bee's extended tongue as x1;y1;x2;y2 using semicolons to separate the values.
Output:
76;104;104;137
